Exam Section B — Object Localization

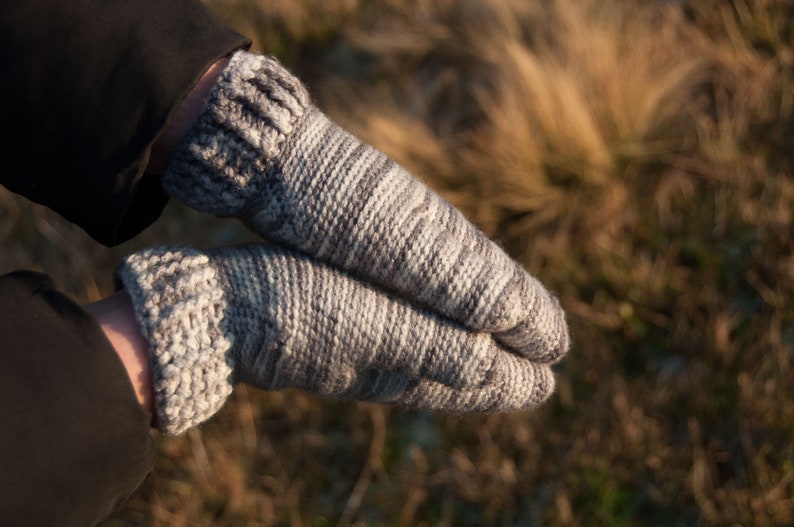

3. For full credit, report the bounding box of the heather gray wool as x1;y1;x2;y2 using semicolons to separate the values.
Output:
162;50;570;364
116;244;556;436
341;362;554;414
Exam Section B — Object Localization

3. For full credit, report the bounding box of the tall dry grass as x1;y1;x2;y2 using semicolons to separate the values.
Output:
1;0;792;525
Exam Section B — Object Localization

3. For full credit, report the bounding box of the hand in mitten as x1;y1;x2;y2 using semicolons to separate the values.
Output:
162;50;569;364
115;244;556;436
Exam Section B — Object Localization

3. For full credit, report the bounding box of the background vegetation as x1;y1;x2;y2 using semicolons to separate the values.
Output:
1;0;792;525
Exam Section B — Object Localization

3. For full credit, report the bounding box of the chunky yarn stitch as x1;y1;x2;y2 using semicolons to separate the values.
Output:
162;50;570;365
116;244;555;435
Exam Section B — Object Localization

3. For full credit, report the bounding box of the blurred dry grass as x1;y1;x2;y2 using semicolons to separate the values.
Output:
2;0;792;525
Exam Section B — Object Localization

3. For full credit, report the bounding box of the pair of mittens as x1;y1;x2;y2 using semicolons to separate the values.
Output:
119;51;570;435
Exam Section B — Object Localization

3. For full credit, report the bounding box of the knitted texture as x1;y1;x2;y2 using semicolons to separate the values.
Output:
162;50;570;364
343;365;554;413
116;244;555;435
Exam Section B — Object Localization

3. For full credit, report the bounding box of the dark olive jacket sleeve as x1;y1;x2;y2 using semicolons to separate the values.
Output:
0;0;250;246
0;1;251;524
0;272;157;526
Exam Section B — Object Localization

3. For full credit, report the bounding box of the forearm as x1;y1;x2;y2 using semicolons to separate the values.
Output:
79;53;234;418
78;56;235;417
147;55;231;175
83;291;155;417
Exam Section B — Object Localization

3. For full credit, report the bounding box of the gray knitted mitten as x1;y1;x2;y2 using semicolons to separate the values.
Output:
162;50;569;364
115;244;555;436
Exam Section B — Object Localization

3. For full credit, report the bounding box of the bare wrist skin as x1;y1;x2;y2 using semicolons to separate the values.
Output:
83;290;154;417
147;56;231;174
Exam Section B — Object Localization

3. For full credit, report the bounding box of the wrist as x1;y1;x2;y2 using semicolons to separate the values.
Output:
83;290;154;417
147;56;231;174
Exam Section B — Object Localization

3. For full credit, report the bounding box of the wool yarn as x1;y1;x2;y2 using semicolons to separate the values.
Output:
162;50;570;364
117;244;556;435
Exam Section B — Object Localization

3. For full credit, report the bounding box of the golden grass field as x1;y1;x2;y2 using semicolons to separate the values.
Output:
1;0;792;525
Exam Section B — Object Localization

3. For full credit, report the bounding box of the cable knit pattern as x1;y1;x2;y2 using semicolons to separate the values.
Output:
162;50;570;365
116;244;555;435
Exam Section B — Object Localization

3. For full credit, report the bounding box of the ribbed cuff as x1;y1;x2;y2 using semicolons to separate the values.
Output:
162;50;311;217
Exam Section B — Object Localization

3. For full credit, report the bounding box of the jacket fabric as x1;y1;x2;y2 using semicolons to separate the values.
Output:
0;0;250;524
